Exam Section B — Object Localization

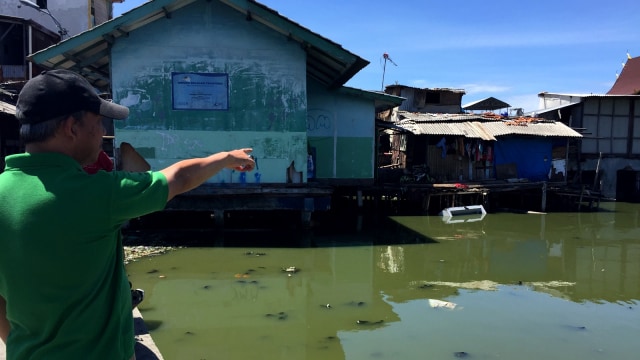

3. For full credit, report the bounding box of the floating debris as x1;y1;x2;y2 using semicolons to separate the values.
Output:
428;299;457;310
282;266;300;273
346;301;366;307
562;325;587;331
265;311;288;320
244;251;267;257
356;320;384;325
124;246;176;265
454;351;469;358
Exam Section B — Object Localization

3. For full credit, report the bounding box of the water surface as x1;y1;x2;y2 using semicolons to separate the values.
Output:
126;202;640;359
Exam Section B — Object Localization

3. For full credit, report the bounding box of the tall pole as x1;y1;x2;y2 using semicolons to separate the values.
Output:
19;0;68;39
381;58;387;91
381;53;397;91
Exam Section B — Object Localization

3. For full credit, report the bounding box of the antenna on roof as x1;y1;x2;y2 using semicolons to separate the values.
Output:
381;53;398;91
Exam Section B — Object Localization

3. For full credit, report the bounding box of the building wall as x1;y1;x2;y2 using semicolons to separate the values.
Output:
307;80;375;180
110;1;308;184
0;18;59;81
387;86;463;114
537;93;583;110
580;98;640;156
569;97;640;198
6;0;94;37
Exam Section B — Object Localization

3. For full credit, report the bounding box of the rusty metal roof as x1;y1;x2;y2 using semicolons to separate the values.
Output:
386;111;583;139
393;120;497;140
482;120;582;138
27;0;368;91
397;112;485;122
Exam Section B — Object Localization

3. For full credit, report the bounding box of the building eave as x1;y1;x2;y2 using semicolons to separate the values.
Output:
28;0;368;90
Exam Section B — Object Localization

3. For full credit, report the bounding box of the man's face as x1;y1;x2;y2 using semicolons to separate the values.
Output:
73;112;106;166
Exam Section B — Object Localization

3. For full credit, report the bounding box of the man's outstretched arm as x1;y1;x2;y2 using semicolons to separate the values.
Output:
160;148;255;202
0;295;9;344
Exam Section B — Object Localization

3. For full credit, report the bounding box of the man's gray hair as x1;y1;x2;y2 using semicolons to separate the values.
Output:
20;111;85;144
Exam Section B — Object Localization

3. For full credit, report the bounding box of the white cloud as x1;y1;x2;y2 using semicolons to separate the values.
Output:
459;83;510;94
408;79;429;88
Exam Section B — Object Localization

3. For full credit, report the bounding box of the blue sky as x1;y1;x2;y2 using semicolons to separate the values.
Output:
114;0;640;113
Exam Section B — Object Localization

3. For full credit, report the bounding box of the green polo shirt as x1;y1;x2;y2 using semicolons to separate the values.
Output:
0;152;168;360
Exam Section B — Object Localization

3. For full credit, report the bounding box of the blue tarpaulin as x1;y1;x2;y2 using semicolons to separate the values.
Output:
493;137;552;181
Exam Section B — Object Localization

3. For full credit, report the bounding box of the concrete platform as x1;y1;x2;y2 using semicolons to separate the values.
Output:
0;308;162;359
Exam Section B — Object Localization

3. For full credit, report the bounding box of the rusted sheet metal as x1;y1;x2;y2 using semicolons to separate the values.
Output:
398;112;484;122
389;110;583;139
482;120;583;138
394;120;496;140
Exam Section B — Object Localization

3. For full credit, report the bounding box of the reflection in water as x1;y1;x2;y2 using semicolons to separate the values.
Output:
126;202;640;359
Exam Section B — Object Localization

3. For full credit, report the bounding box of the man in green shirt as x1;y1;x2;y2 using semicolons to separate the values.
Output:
0;69;255;359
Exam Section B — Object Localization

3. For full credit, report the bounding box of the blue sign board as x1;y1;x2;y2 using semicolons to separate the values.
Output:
172;72;228;110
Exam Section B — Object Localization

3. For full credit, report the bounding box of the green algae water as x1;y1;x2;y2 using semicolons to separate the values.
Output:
125;202;640;359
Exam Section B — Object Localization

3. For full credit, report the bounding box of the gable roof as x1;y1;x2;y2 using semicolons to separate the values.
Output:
462;97;511;111
27;0;368;90
608;56;640;95
338;87;405;113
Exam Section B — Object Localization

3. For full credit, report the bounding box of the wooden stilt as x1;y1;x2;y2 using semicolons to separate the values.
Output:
541;182;547;212
214;210;225;227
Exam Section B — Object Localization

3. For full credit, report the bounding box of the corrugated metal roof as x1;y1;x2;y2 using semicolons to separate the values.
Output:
0;100;16;115
398;111;484;122
386;112;583;139
538;92;640;98
482;120;582;138
28;0;368;91
394;120;496;140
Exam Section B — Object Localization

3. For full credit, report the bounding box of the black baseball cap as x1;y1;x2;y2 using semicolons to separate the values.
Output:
16;69;129;124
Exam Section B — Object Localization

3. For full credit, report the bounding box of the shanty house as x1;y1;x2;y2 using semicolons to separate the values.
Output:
385;84;465;114
379;111;582;183
535;55;640;199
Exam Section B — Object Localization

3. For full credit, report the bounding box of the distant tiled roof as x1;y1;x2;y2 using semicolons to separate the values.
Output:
608;56;640;95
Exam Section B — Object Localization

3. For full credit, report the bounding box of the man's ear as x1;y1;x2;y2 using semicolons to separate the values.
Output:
60;116;77;139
